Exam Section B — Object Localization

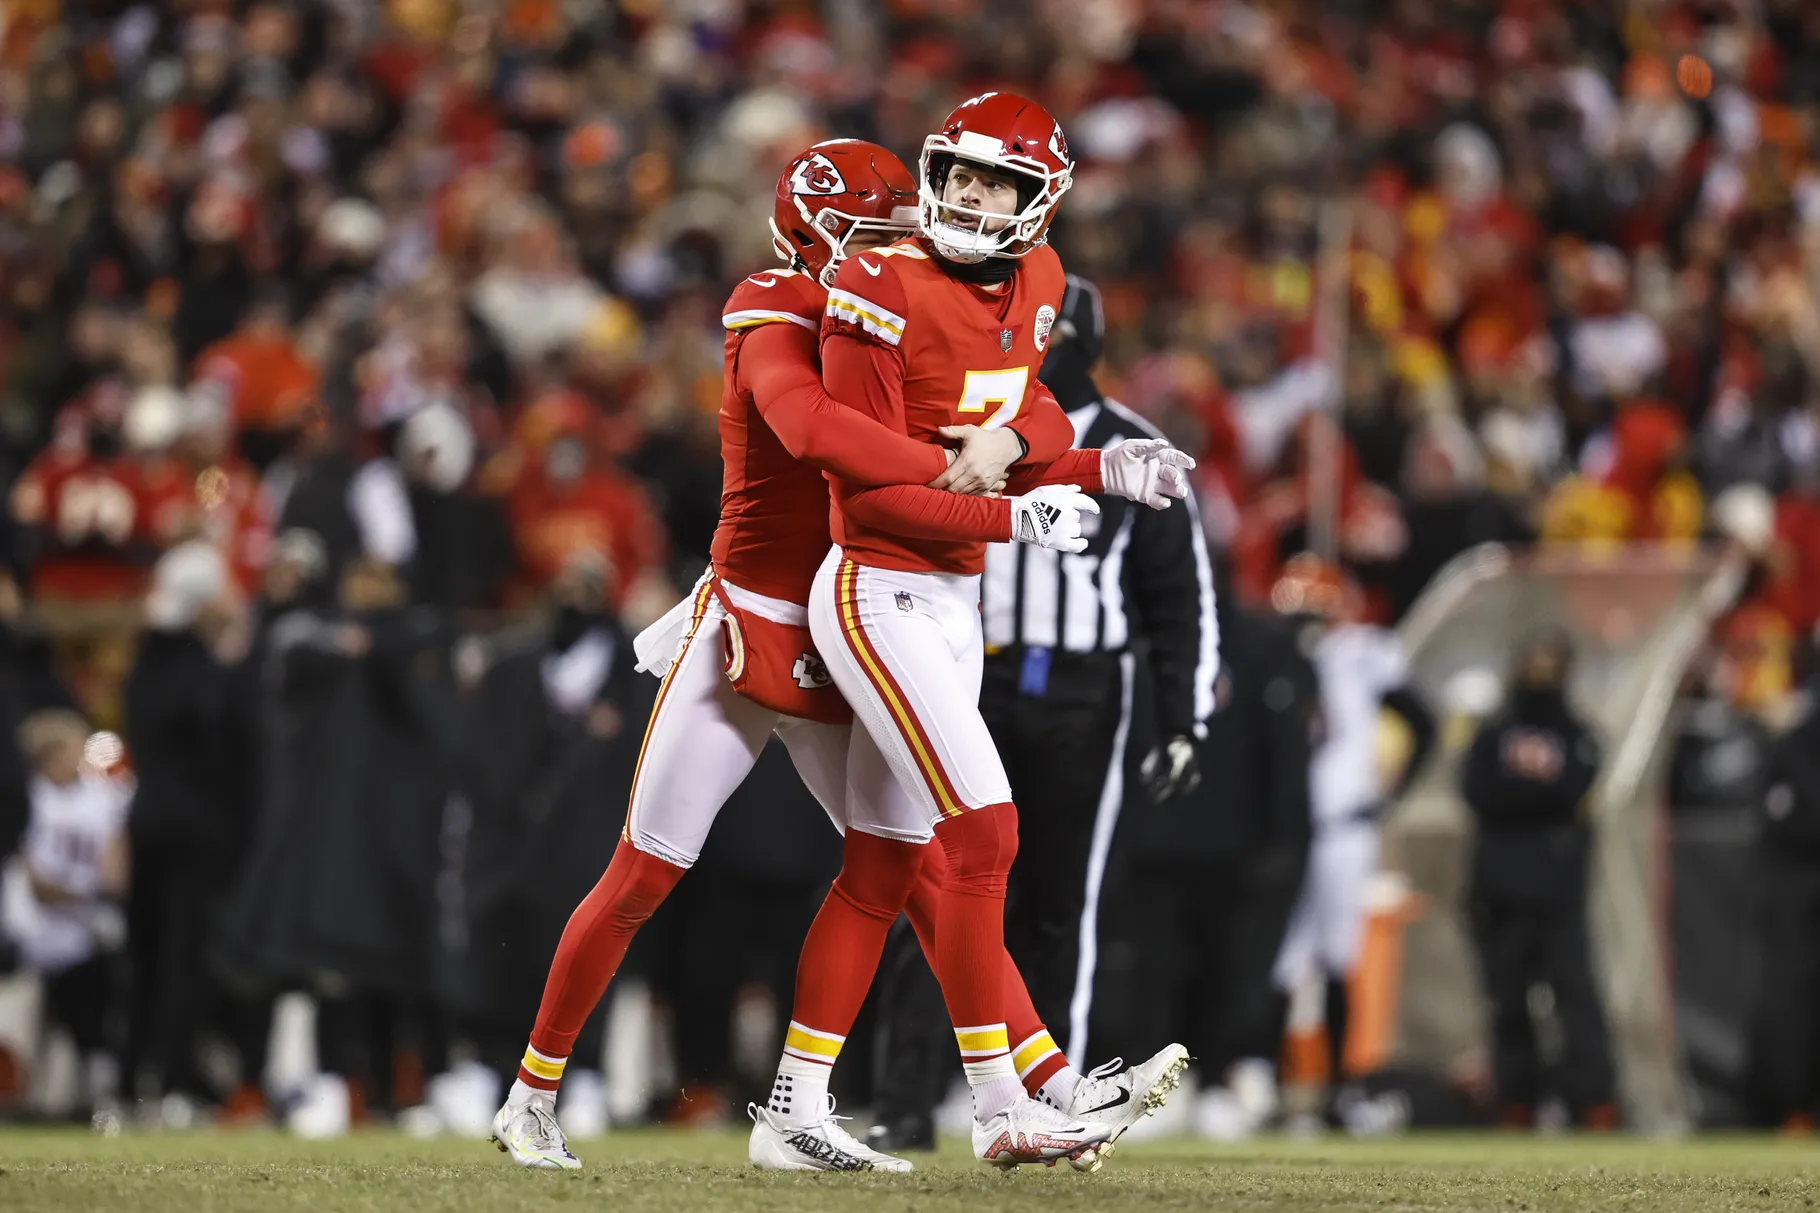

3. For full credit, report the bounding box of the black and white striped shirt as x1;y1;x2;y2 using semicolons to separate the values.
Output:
981;399;1221;739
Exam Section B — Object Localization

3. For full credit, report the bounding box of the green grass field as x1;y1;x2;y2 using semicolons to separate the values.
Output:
1;1128;1815;1213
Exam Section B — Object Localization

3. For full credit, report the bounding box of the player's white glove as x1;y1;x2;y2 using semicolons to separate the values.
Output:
1007;484;1100;554
1100;438;1196;510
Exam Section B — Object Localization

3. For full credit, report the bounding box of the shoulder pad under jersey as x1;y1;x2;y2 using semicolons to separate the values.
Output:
723;269;822;333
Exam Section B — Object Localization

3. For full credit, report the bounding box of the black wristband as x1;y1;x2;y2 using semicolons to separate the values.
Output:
1012;430;1029;462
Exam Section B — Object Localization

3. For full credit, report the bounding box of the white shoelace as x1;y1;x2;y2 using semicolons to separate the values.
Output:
1074;1056;1128;1104
523;1101;567;1151
753;1096;885;1163
814;1100;877;1157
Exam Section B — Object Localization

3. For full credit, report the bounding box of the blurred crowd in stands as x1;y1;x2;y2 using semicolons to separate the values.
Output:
2;0;1820;664
4;0;1820;1131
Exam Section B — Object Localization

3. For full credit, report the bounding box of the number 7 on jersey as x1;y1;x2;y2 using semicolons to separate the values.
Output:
956;366;1029;429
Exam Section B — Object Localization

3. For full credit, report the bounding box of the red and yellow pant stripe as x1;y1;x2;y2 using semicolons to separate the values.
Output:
624;577;717;842
833;558;965;817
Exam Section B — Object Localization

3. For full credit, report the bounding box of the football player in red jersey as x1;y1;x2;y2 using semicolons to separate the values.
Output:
806;94;1198;1166
493;138;1121;1172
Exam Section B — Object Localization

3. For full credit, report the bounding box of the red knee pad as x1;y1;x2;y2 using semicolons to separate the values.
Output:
829;830;922;922
934;802;1019;898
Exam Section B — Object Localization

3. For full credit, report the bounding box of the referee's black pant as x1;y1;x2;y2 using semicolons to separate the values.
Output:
1132;852;1302;1078
982;648;1136;1059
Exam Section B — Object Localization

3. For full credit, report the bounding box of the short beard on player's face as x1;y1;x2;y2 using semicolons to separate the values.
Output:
931;201;1016;269
927;157;1025;263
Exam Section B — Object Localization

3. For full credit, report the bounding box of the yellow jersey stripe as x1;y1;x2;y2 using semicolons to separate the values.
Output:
824;289;906;346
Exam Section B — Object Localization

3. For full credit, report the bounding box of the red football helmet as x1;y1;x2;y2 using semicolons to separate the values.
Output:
1270;553;1364;622
919;91;1073;262
770;140;918;288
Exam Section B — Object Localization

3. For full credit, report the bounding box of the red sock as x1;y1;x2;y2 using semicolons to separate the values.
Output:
787;830;922;1040
768;830;922;1120
518;841;685;1091
905;837;1066;1094
932;804;1019;1089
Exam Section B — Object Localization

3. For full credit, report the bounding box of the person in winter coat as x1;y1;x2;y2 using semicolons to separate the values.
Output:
1460;627;1616;1129
120;541;239;1108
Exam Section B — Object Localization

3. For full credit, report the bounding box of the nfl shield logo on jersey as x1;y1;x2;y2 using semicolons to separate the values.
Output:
1033;305;1056;352
895;591;914;613
1000;328;1014;353
792;652;832;690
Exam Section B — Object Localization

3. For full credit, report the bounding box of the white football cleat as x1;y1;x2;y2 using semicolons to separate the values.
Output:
492;1093;582;1170
1066;1043;1191;1154
286;1074;349;1139
748;1098;914;1172
973;1094;1110;1171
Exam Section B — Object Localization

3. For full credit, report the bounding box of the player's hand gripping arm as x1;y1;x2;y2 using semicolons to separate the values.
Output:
929;381;1073;493
821;330;1011;538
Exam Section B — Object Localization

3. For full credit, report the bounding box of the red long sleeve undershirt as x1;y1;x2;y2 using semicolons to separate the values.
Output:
1007;378;1075;464
738;323;948;486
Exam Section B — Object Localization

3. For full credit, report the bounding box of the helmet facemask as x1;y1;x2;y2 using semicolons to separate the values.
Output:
771;198;918;287
918;141;1069;263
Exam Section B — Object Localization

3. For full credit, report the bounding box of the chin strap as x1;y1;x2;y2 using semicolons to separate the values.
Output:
932;251;1019;285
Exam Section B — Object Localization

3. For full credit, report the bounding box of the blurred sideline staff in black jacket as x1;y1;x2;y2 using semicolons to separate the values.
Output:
453;551;656;1101
1749;669;1820;1127
217;554;459;1116
121;542;240;1104
1460;628;1615;1128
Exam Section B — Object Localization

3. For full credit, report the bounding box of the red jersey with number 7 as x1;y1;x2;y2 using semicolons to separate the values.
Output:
820;237;1070;575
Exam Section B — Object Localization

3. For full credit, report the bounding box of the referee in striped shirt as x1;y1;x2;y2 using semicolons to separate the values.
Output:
981;273;1221;1067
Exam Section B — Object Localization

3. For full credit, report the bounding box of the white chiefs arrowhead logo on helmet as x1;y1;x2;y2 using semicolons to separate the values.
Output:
789;152;848;196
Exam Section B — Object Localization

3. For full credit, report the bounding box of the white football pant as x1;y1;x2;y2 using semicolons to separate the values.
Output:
624;574;930;869
807;548;1014;827
1272;818;1380;989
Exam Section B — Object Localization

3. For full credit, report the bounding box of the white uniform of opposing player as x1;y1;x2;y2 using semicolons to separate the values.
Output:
2;771;129;972
1273;622;1408;989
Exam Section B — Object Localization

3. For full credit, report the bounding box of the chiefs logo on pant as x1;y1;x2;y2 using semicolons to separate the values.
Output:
715;582;852;724
792;652;831;690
